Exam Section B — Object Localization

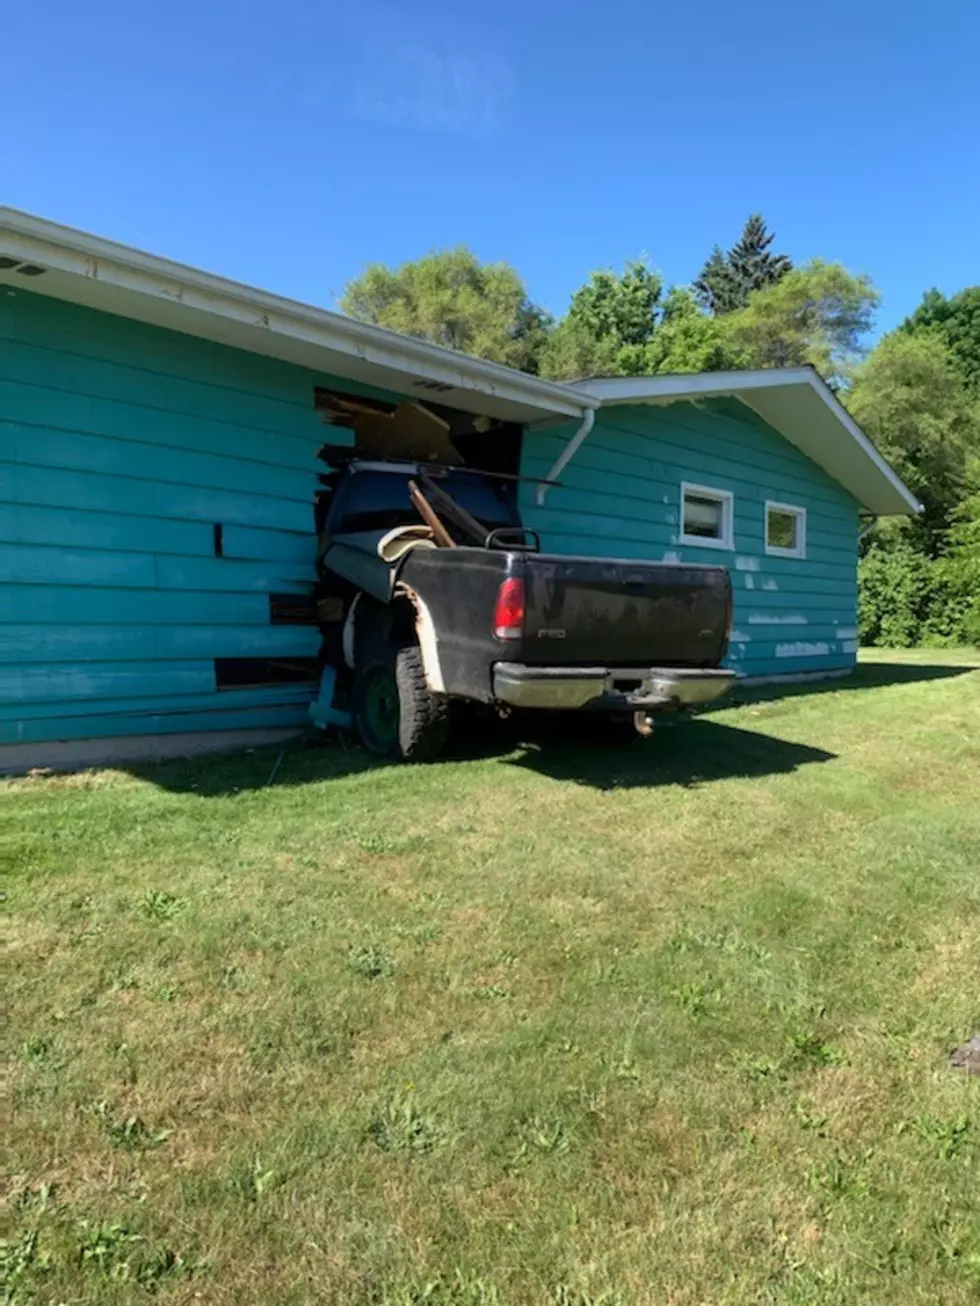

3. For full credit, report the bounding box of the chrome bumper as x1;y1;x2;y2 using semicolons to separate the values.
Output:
492;663;736;712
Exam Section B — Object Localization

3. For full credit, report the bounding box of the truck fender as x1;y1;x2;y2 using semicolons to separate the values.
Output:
342;593;362;670
394;583;446;693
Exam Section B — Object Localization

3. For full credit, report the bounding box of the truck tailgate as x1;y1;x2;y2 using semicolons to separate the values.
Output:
520;554;731;667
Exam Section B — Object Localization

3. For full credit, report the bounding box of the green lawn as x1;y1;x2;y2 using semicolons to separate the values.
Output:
4;649;980;1305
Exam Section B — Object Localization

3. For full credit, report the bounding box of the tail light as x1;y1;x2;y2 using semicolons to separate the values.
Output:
493;577;525;641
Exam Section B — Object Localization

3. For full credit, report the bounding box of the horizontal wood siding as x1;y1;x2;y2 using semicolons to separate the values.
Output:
520;399;860;679
0;287;372;746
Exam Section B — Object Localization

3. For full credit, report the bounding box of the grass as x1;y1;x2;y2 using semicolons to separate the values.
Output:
3;648;980;1305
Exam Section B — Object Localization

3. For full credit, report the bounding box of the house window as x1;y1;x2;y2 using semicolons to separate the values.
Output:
765;502;807;558
680;483;734;550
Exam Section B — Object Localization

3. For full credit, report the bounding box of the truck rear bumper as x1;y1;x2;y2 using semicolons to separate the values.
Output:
491;663;736;712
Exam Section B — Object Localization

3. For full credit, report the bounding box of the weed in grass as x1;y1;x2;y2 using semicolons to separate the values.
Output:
20;1037;51;1064
109;970;138;991
470;984;508;1000
152;984;179;1002
2;1227;52;1299
139;890;188;921
228;1155;277;1202
383;1272;500;1304
368;1091;442;1155
348;944;395;979
785;1031;848;1069
12;1184;56;1215
910;1114;975;1161
552;1289;628;1306
669;980;713;1015
75;1221;197;1290
100;1110;171;1151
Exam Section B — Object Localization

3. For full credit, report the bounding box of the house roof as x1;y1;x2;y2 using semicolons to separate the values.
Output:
572;371;921;516
1;207;919;516
0;207;584;424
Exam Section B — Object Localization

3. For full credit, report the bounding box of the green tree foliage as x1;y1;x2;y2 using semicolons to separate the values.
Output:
341;247;552;373
694;214;792;315
848;331;980;550
632;288;746;375
540;268;743;380
900;286;980;393
721;260;879;382
539;260;660;379
937;493;980;645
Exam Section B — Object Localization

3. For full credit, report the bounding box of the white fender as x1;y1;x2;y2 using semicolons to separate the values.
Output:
394;584;446;692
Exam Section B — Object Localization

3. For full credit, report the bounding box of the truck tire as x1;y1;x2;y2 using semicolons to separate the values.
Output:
353;641;450;762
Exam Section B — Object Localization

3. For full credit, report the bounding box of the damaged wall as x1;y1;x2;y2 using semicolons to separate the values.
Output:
0;288;385;747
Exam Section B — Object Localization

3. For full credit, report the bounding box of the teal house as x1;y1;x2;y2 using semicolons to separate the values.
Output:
1;208;918;768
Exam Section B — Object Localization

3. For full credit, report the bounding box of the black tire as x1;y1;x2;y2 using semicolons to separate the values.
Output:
353;641;450;762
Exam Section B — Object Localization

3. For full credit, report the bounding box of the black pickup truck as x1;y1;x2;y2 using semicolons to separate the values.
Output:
317;461;735;761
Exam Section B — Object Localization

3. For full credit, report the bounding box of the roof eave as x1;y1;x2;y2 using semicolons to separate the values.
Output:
570;369;921;517
0;206;587;424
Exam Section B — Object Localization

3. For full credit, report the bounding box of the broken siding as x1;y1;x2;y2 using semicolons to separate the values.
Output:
0;287;349;745
519;398;859;680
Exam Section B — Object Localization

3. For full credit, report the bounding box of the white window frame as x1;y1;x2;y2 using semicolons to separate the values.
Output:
765;500;807;559
679;482;734;551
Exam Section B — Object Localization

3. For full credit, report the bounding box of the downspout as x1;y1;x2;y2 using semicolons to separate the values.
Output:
858;514;878;543
535;407;597;506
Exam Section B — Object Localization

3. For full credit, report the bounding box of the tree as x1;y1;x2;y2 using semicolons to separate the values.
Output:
341;247;552;373
539;259;662;380
900;286;980;394
694;214;792;315
847;331;980;550
633;287;746;375
720;260;879;382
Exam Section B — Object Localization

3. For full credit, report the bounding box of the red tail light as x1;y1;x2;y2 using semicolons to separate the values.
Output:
493;577;525;641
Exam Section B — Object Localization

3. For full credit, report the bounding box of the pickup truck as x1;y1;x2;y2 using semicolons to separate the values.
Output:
317;460;735;761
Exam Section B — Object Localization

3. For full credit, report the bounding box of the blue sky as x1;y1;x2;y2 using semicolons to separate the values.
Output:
4;0;979;336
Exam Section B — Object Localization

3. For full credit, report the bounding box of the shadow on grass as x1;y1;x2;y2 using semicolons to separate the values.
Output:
722;658;976;712
130;717;835;797
507;718;835;791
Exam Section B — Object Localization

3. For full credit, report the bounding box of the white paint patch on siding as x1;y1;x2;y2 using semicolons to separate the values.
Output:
775;641;831;658
841;640;858;653
762;580;779;591
836;627;858;639
729;631;752;643
735;556;759;572
744;575;755;589
748;614;807;625
662;550;680;563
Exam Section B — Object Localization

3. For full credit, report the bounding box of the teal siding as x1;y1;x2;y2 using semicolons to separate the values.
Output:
520;399;860;680
0;288;369;747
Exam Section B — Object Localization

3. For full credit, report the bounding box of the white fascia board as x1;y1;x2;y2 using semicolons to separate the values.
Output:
0;207;587;422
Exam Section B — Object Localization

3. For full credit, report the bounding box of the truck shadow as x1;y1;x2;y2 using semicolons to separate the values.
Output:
506;719;835;791
129;717;834;796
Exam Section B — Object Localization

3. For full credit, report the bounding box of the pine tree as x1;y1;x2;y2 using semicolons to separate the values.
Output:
695;216;792;316
694;246;740;315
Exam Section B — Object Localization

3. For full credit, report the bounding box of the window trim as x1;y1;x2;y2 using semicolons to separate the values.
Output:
765;500;807;559
679;482;735;551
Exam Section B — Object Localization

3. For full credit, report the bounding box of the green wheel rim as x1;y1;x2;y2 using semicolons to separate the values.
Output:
365;668;399;746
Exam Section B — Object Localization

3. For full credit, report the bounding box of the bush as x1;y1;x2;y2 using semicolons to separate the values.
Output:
859;506;980;649
858;542;937;647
